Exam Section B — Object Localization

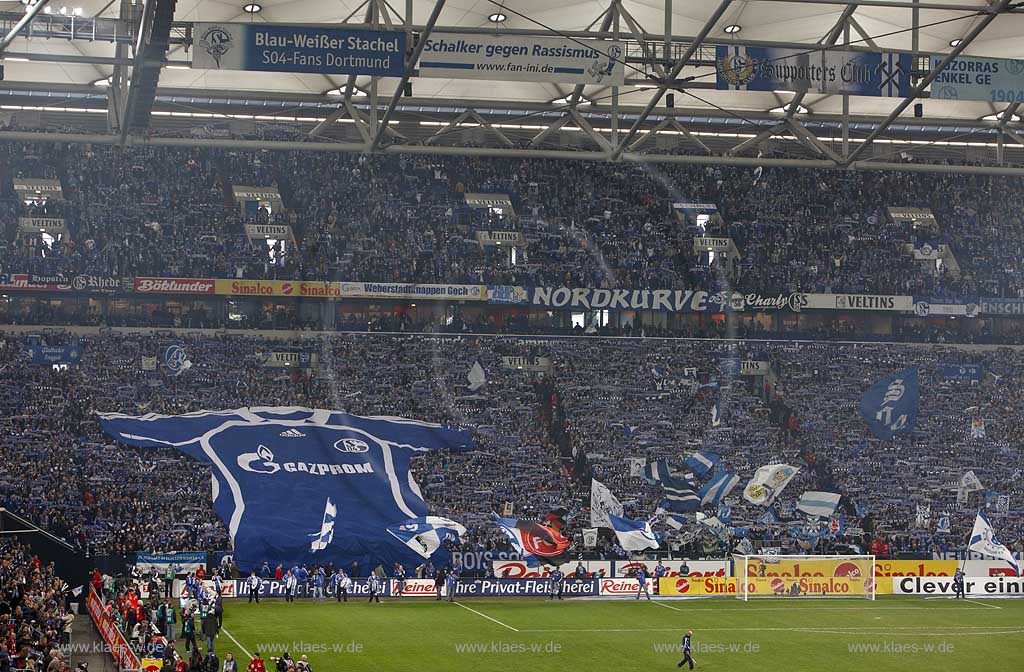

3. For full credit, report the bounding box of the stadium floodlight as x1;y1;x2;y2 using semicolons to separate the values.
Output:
769;104;809;114
488;13;507;23
724;24;742;34
949;39;963;47
732;553;876;601
243;3;262;13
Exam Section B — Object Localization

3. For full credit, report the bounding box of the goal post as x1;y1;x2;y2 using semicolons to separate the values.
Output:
731;554;876;601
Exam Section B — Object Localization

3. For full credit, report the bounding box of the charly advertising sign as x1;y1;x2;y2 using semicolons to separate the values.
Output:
192;23;405;76
930;55;1024;103
716;46;911;97
420;33;624;85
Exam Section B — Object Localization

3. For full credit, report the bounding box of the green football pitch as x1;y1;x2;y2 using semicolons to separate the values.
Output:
215;596;1024;671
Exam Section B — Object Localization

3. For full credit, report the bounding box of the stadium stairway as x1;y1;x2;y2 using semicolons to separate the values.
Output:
70;613;119;671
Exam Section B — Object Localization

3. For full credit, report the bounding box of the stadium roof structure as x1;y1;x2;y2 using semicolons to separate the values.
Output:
2;0;1024;173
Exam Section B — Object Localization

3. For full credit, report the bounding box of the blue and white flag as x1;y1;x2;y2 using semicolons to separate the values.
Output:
696;512;730;539
796;491;842;518
644;459;700;512
684;451;720;479
859;367;919;440
854;501;869;519
642;458;672;486
664;513;688;530
717;503;732;523
608;513;660;552
969;511;1020;576
699;471;740;506
757;508;779;526
98;407;474;571
309;497;336;551
710;397;722;427
386;516;467;559
734;538;755;556
660;472;701;513
936;513;951;534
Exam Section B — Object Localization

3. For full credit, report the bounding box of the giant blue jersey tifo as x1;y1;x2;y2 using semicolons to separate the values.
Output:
98;407;474;571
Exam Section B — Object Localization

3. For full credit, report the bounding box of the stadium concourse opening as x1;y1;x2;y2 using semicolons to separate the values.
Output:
3;3;1024;669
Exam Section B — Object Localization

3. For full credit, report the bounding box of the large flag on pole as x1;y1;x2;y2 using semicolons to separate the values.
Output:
699;471;740;505
859;367;919;440
386;516;467;559
684;451;720;479
590;478;624;528
742;464;800;506
492;513;572;567
796;491;841;518
607;513;660;552
969;511;1020;576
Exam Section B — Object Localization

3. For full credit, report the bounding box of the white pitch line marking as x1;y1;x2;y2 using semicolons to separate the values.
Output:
965;599;1002;609
652;600;682;611
221;627;254;660
454;601;520;632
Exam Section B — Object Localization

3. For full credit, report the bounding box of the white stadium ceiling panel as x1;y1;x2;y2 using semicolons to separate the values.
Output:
1;0;1023;171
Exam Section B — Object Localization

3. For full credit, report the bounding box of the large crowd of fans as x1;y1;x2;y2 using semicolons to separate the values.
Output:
0;330;1021;564
0;539;73;672
3;142;1024;298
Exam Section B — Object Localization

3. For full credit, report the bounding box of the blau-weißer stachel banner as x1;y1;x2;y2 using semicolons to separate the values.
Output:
192;23;406;76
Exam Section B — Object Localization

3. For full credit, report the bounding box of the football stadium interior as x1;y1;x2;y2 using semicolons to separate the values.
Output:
1;1;1024;671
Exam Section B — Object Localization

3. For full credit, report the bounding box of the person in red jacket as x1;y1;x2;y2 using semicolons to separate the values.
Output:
91;569;102;594
196;566;206;581
274;565;283;581
247;652;266;672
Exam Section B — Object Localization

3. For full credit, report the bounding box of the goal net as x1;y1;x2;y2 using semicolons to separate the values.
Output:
731;554;876;601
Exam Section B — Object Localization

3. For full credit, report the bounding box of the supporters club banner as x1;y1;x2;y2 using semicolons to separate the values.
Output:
0;273;71;291
940;364;982;382
716;46;911;96
339;282;485;301
419;33;625;85
530;287;743;313
192;23;406;76
930;55;1024;103
12;178;62;197
26;344;81;366
135;277;216;294
135;552;208;573
233;186;282;201
487;285;530;305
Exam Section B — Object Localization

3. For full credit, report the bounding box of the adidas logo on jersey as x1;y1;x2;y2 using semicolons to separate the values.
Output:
279;429;306;438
